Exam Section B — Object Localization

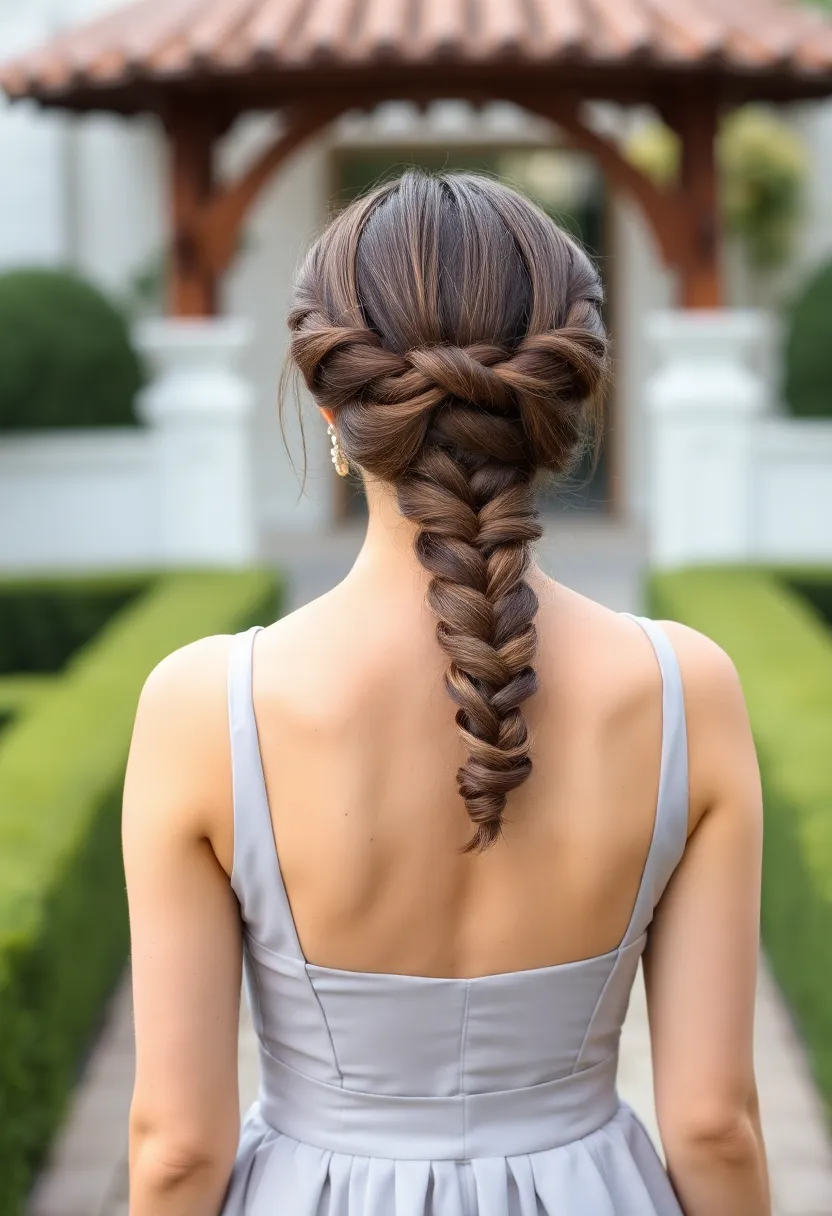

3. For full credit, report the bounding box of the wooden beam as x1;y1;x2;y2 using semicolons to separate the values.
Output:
668;93;722;308
167;107;219;317
511;93;687;272
197;101;346;276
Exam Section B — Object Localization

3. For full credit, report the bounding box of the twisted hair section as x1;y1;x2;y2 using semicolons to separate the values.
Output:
288;172;609;850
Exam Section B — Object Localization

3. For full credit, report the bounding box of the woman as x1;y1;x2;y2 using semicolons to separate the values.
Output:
123;172;770;1215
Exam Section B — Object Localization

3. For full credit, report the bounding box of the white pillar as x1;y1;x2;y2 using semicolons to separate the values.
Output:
645;310;770;568
136;318;258;567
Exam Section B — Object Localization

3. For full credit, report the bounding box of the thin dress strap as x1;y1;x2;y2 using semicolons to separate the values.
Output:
619;614;690;944
227;626;304;959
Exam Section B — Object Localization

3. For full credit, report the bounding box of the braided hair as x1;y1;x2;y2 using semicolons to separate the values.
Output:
288;172;609;852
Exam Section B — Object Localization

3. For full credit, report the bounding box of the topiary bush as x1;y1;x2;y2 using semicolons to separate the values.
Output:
784;260;832;418
0;269;145;432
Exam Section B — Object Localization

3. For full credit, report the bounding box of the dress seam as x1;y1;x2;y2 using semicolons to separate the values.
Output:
304;963;346;1089
572;949;620;1074
459;980;472;1157
245;939;266;1052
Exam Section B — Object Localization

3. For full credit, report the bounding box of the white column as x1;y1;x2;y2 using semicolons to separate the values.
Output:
74;114;166;304
645;310;770;568
136;318;258;567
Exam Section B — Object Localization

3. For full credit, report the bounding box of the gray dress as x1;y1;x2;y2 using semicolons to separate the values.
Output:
222;616;686;1215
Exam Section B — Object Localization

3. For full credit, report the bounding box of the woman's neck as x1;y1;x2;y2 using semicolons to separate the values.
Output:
347;477;428;593
345;475;548;598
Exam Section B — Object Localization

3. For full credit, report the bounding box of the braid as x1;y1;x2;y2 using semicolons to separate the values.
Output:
286;170;609;850
398;406;541;850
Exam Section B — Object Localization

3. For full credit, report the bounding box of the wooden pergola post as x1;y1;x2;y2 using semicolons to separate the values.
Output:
671;94;722;309
167;107;219;317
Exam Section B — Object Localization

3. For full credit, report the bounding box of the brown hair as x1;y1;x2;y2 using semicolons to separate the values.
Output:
288;171;609;851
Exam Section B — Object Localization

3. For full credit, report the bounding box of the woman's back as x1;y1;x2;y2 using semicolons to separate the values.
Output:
235;572;668;979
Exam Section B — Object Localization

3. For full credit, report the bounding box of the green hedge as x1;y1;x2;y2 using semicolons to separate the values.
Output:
0;576;143;675
0;269;145;432
786;569;832;628
784;259;832;419
0;570;281;1215
649;567;832;1118
0;677;57;741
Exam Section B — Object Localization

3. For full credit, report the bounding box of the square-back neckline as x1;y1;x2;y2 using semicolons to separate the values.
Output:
227;615;689;984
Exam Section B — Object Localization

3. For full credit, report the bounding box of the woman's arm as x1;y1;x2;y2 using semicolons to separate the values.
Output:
123;637;241;1216
645;623;770;1216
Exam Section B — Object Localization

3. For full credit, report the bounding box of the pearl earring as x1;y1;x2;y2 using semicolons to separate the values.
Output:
327;423;349;478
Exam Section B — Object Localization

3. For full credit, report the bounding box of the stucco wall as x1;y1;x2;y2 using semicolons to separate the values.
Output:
223;119;333;537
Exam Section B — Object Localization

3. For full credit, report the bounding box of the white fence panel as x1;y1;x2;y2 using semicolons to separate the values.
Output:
755;420;832;562
0;430;158;571
647;310;832;568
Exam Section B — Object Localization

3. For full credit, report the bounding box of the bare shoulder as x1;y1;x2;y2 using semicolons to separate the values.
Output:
654;619;748;721
121;633;255;872
127;635;237;832
656;620;760;829
137;632;235;727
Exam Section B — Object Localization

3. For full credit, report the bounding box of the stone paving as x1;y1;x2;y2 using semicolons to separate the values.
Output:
27;521;832;1215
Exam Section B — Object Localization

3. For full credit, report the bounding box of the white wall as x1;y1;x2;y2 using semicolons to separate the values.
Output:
611;199;675;527
222;120;333;538
0;1;72;268
0;0;155;280
0;96;69;266
646;309;832;568
755;419;832;561
793;99;832;275
0;430;158;569
73;114;166;303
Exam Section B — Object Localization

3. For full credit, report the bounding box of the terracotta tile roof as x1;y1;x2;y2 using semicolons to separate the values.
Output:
3;0;832;110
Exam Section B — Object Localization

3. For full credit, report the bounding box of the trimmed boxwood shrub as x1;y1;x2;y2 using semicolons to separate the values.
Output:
0;269;145;432
0;576;142;675
784;260;832;419
0;570;281;1215
649;566;832;1120
786;568;832;629
0;676;56;739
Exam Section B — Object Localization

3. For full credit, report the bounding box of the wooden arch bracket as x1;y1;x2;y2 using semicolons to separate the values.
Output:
166;99;347;316
510;92;721;308
512;94;686;268
196;101;346;277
